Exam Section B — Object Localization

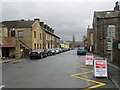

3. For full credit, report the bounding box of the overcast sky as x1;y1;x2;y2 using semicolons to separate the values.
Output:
1;0;117;41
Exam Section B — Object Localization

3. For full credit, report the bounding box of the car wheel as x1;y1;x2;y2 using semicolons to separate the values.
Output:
30;56;33;59
47;53;49;56
40;55;43;59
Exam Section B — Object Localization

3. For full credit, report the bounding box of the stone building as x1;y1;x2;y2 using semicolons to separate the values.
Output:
60;40;70;49
0;23;3;58
0;19;43;58
87;27;93;52
0;18;60;59
40;22;60;49
92;3;120;55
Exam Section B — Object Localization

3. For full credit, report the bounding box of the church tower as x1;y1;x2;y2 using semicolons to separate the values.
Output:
72;35;76;49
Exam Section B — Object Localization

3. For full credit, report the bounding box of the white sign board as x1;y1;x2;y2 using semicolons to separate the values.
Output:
86;55;93;65
94;59;107;77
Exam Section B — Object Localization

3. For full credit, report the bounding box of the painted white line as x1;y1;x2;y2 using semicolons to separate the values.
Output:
111;79;119;88
0;85;5;89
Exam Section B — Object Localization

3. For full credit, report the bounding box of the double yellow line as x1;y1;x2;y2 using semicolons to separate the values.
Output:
70;65;106;90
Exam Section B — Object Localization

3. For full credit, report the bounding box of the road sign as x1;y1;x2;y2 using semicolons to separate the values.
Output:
86;55;93;66
94;59;107;77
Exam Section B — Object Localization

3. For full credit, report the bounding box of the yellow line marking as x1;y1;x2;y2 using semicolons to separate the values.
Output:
70;70;93;76
73;66;85;68
75;67;92;71
70;63;106;90
76;62;85;65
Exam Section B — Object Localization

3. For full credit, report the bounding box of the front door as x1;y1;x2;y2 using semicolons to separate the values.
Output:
2;47;9;57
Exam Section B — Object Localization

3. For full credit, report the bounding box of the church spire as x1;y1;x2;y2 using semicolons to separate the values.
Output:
72;35;75;49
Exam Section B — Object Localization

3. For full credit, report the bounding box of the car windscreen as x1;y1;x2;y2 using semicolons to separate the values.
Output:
78;47;85;50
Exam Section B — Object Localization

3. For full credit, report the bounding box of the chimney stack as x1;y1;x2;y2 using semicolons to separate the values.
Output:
40;22;44;27
47;26;50;31
34;18;40;21
44;24;48;29
52;29;54;33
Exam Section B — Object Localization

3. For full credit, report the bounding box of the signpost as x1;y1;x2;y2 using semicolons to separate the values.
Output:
94;58;107;77
86;55;93;66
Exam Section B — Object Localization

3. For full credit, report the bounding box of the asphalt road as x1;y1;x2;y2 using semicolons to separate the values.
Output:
2;50;118;89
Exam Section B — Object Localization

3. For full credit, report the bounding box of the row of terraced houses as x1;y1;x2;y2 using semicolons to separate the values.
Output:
0;18;60;59
86;2;120;63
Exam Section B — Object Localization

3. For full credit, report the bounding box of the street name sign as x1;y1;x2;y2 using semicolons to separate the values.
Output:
86;55;93;66
94;58;107;77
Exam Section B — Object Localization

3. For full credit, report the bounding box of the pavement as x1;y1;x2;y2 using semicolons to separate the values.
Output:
93;53;120;89
0;58;28;64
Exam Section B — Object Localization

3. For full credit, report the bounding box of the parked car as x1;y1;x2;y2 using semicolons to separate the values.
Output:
50;48;56;55
55;48;60;54
77;47;87;55
29;49;47;59
57;48;63;53
61;47;66;52
44;49;52;56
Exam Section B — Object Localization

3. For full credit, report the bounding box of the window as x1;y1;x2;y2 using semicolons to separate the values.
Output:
34;43;36;49
34;31;36;38
107;42;112;50
11;31;15;37
18;31;23;38
107;25;115;39
37;44;39;49
40;33;42;40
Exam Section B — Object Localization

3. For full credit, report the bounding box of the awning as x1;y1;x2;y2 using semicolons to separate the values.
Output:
0;43;16;47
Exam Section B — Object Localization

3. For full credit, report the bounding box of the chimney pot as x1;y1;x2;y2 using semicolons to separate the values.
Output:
40;22;44;27
34;18;40;21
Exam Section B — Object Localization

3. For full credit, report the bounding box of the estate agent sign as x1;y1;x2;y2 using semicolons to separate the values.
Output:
94;58;107;77
86;55;93;66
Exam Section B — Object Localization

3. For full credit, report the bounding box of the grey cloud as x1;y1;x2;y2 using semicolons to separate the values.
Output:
2;2;114;41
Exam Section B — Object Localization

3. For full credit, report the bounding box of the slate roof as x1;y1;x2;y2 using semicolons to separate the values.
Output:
94;10;120;19
2;20;35;28
1;20;60;39
42;27;60;39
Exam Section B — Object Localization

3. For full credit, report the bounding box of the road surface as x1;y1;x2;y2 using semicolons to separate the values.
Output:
2;50;118;89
